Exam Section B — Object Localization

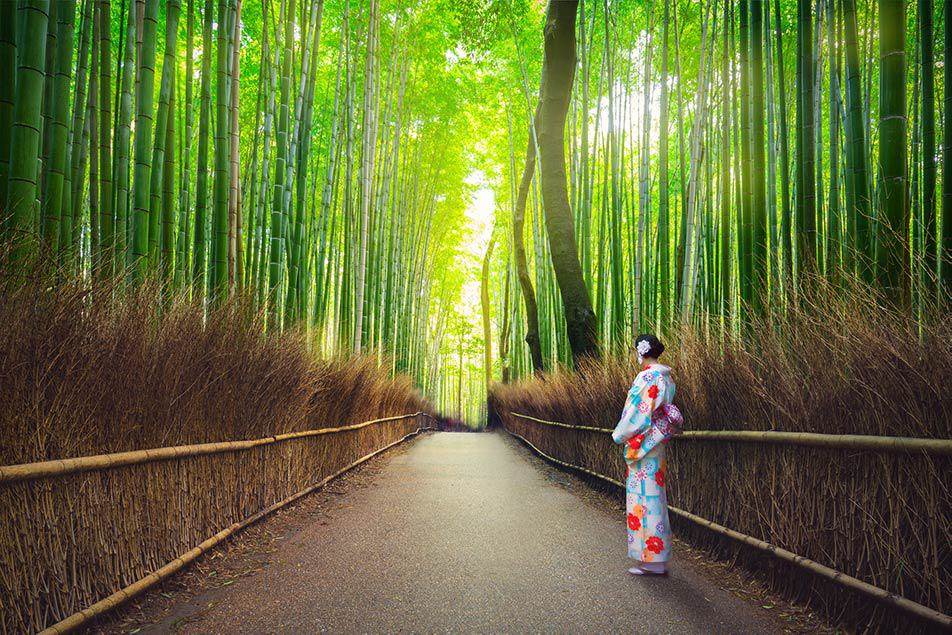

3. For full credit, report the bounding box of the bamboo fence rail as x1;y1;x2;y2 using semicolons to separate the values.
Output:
503;410;951;631
510;412;952;455
1;412;435;634
0;413;426;484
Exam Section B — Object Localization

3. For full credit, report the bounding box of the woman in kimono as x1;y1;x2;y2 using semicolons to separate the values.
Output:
611;334;681;576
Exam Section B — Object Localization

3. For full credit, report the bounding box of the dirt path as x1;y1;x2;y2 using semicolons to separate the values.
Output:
109;432;787;634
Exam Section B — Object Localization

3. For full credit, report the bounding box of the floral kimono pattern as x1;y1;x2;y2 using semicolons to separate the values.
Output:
611;364;677;563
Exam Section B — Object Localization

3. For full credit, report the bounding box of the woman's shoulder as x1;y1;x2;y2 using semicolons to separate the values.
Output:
633;367;660;386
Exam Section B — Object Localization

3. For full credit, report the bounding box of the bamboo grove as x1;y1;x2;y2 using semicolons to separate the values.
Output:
3;0;952;419
0;0;506;417
481;0;952;381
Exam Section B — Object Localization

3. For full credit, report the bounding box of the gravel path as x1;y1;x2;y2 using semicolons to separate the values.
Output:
134;432;782;634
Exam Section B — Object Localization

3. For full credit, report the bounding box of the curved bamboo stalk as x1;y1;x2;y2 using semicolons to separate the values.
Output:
38;423;434;635
0;412;425;483
505;426;951;630
509;412;952;455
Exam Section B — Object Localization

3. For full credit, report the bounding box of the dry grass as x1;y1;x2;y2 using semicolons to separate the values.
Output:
0;247;434;632
491;276;951;633
0;251;431;464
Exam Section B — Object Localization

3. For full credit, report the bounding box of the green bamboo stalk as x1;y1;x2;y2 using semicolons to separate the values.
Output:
6;0;52;247
0;0;18;227
149;0;181;272
40;0;77;254
877;0;908;304
193;0;213;293
98;0;114;276
130;0;159;280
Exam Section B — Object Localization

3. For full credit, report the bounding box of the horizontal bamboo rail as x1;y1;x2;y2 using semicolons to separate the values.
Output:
0;412;427;484
39;418;436;635
510;412;952;455
505;424;952;630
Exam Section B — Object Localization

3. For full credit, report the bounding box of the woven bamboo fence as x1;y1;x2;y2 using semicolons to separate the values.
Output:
0;412;433;634
500;411;951;633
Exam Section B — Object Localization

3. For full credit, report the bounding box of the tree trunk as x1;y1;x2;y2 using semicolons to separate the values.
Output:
511;109;545;374
537;0;598;365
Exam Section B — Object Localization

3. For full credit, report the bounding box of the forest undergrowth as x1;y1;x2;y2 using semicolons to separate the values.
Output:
493;275;952;439
0;245;432;465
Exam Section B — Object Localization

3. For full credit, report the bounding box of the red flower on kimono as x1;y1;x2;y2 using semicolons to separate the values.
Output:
647;385;659;399
646;536;665;553
654;469;666;487
627;433;645;449
627;513;641;531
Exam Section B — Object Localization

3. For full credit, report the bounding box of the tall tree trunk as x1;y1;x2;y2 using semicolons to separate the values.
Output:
511;109;545;374
878;0;908;304
537;0;598;365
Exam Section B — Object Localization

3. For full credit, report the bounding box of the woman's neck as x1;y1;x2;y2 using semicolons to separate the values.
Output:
642;357;659;368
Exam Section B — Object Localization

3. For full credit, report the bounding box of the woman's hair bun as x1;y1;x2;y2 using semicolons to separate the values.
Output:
635;334;665;359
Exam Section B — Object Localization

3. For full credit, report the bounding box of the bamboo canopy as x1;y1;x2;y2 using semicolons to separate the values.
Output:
509;412;952;455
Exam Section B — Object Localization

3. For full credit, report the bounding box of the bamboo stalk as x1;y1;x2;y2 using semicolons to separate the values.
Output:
509;412;952;455
505;426;951;630
38;424;433;635
0;413;425;484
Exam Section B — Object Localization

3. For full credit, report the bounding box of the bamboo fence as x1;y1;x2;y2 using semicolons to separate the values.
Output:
0;412;434;634
502;411;951;632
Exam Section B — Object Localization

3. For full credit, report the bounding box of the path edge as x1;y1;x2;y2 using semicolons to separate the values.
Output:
40;427;434;635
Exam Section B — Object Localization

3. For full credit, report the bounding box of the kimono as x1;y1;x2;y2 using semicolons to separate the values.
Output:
611;364;677;564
